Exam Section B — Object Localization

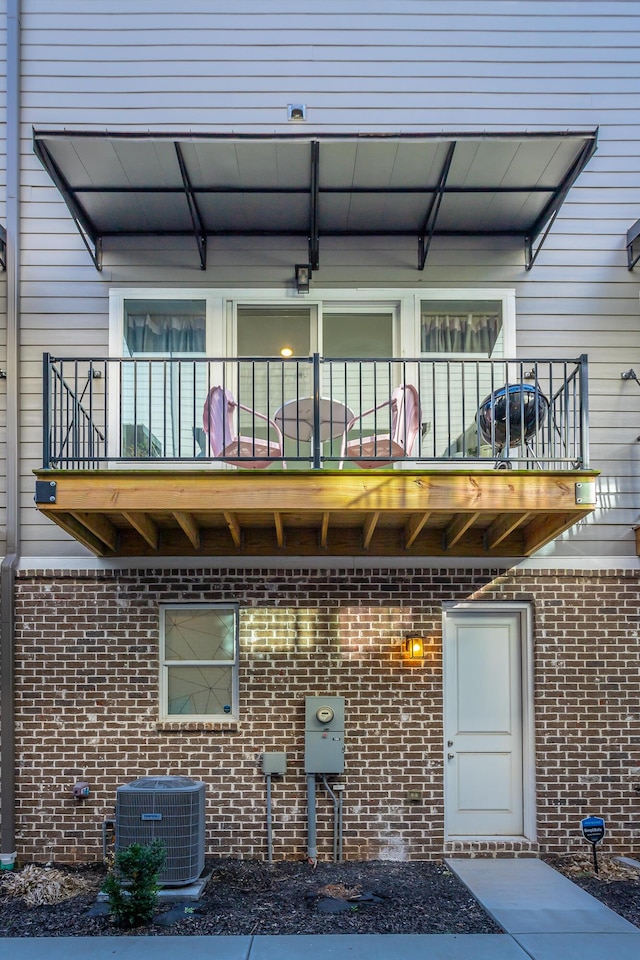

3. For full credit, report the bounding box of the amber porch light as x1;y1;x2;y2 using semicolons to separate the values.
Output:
404;636;425;660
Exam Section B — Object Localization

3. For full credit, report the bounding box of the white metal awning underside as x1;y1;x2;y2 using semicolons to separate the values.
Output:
33;129;597;272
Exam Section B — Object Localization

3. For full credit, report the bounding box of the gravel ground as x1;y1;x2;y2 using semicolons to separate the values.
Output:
0;858;500;937
1;854;638;938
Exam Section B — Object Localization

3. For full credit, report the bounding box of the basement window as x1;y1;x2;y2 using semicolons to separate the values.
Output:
159;605;239;721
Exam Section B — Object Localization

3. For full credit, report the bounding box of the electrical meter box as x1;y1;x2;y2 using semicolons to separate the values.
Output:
261;752;287;776
304;696;345;774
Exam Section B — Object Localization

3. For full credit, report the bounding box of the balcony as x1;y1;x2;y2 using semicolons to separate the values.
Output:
34;354;598;559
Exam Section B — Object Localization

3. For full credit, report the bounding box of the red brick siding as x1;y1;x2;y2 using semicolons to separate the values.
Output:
7;566;640;863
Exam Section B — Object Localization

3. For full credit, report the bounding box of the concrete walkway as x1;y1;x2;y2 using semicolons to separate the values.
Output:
1;858;638;960
446;857;640;960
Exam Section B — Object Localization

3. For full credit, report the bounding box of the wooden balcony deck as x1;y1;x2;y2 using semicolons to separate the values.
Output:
34;467;598;559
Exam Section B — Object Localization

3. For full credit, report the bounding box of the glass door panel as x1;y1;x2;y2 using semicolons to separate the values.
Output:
236;306;313;463
322;311;395;462
419;299;504;459
122;299;206;459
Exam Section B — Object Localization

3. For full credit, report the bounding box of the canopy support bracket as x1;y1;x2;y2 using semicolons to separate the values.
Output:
525;207;560;271
33;136;103;270
175;142;207;271
524;135;598;271
309;140;320;270
418;142;455;271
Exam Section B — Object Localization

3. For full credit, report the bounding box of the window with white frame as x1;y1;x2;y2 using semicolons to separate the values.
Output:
121;298;207;458
415;293;513;457
419;298;504;356
160;605;239;720
110;287;515;462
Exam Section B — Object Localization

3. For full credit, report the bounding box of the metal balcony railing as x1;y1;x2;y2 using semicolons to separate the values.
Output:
42;353;590;471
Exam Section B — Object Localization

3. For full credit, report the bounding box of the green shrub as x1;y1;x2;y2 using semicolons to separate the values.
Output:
103;839;166;928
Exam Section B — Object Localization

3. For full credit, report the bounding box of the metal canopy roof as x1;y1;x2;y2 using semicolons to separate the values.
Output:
33;129;597;273
627;217;640;270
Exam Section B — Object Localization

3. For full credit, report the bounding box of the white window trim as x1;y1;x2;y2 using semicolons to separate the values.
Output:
109;287;517;465
159;603;240;723
109;287;516;361
109;289;224;358
413;288;516;358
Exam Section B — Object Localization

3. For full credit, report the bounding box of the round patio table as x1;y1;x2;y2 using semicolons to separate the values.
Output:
274;396;354;443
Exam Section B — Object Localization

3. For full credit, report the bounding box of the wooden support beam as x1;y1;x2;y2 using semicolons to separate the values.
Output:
444;512;480;550
523;512;586;556
42;511;108;556
173;511;200;549
34;468;599;515
320;512;330;549
274;512;285;548
223;511;242;548
70;511;118;552
484;512;530;551
122;512;159;549
363;512;380;551
404;511;431;550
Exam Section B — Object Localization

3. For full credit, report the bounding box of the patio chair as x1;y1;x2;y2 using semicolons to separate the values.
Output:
202;385;286;469
340;383;422;468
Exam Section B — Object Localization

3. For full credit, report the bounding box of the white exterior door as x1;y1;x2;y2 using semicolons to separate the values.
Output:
444;610;524;836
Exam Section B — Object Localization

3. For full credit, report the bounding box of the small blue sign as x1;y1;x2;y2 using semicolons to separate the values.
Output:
140;813;162;821
581;816;605;845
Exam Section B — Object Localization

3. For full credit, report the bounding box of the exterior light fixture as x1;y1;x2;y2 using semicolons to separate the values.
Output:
621;369;640;386
280;346;294;358
403;636;425;660
288;104;307;121
295;263;311;294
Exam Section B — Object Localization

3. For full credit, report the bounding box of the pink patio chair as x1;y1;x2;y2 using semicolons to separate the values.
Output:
340;383;422;469
202;385;286;469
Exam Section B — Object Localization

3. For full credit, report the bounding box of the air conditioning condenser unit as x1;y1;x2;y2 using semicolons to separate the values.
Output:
115;775;206;886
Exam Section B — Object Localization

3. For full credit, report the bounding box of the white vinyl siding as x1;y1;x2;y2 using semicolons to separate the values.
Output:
0;16;6;554
15;0;640;561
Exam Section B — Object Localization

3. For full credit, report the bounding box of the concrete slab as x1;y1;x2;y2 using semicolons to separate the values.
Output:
515;933;640;960
250;933;527;959
446;858;639;935
0;935;252;960
96;869;212;903
613;856;640;873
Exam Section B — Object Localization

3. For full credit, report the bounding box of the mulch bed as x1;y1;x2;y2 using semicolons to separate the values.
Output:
0;858;499;937
542;852;640;929
1;853;638;937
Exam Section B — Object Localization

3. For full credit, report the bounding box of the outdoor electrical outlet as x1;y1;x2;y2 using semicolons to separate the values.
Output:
407;790;422;804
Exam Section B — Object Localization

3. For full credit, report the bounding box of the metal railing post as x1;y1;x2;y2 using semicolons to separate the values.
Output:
42;353;51;468
578;354;590;469
312;352;321;469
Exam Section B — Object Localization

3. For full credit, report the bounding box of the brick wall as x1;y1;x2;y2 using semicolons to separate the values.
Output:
9;565;640;864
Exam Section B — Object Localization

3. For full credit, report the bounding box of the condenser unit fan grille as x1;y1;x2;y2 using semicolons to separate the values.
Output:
115;776;206;886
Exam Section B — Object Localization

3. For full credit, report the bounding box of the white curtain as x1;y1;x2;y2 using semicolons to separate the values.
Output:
421;312;501;354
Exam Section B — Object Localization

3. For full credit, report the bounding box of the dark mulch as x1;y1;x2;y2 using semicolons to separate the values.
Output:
0;858;501;937
543;853;640;930
3;854;639;937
